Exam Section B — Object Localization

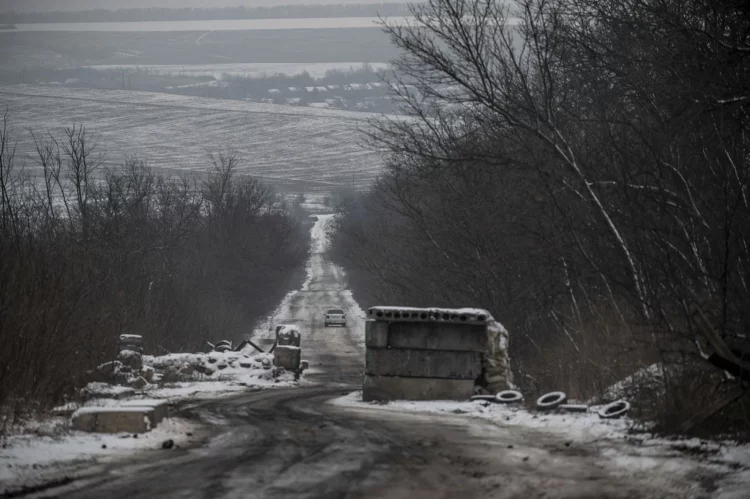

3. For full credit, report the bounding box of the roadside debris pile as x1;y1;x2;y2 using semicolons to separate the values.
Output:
143;348;291;384
65;336;304;435
84;334;151;390
470;389;631;419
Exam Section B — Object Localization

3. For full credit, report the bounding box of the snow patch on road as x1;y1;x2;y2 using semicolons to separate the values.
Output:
332;391;750;496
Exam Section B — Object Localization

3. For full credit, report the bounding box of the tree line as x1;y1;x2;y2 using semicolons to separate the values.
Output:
0;3;414;24
0;116;309;433
329;0;750;435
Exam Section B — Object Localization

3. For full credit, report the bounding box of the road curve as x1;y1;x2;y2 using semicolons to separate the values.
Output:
31;215;724;499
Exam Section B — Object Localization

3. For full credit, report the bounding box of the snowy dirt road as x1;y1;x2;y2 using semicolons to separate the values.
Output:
19;215;743;499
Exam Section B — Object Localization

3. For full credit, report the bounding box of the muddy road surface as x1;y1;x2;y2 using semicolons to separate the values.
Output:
30;215;726;499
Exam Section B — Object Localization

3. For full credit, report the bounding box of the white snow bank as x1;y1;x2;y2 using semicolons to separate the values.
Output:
0;417;199;494
331;392;750;495
332;391;629;442
591;362;665;404
141;349;297;401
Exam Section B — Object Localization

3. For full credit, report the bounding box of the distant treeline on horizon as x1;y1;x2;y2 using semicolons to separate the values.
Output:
0;3;418;24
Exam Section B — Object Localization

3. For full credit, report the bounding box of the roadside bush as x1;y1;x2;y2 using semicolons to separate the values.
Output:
0;119;309;433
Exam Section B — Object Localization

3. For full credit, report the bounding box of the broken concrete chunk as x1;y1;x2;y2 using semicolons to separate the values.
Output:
129;376;149;389
121;399;169;425
71;407;154;433
363;376;475;402
274;345;301;370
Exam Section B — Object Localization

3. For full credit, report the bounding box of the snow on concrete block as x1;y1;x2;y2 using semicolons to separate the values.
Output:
387;322;487;352
366;348;481;379
71;407;155;433
367;306;491;325
365;320;389;348
363;375;475;401
274;345;301;370
121;399;169;424
276;325;301;347
81;382;136;400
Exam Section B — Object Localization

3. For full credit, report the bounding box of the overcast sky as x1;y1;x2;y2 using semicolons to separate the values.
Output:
0;0;410;13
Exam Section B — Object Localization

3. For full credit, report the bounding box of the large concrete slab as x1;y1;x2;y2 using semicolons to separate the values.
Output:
365;320;389;348
365;348;481;379
121;399;169;425
391;322;487;351
363;375;475;401
71;407;155;433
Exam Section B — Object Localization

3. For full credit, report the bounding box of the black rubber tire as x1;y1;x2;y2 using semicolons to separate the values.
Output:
536;391;568;411
496;390;523;404
598;400;630;419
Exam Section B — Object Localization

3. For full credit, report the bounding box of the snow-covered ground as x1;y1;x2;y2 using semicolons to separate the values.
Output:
332;392;750;498
0;347;298;495
1;210;359;494
0;417;201;494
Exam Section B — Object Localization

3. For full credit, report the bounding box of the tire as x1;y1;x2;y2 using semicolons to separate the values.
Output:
536;391;568;411
598;400;630;419
496;390;523;404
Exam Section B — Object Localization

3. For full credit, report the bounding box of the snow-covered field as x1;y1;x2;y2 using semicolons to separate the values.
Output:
86;62;389;79
0;84;384;190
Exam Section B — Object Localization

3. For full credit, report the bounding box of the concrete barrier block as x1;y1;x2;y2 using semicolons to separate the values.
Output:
363;375;474;401
367;306;491;325
121;399;169;425
366;348;481;379
274;345;301;370
386;322;486;352
276;325;301;347
71;407;155;433
365;320;389;348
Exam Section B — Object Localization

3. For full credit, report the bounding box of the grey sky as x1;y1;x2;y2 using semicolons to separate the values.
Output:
1;0;409;13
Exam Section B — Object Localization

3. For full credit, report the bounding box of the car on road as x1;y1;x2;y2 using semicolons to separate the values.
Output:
324;308;346;327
